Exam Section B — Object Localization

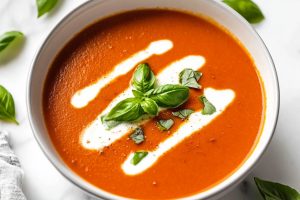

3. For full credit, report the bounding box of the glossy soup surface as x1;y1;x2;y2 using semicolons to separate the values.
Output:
43;10;264;199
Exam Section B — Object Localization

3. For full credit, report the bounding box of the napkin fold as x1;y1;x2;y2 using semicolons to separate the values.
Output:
0;130;26;200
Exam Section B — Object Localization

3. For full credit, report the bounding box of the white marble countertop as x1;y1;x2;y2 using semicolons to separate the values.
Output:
1;0;300;199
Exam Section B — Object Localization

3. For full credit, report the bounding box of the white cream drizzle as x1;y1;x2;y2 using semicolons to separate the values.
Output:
80;55;206;150
71;40;174;108
121;88;235;175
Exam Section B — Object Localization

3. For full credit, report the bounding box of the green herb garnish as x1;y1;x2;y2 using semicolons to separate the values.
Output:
36;0;58;18
172;109;194;119
254;177;300;200
199;96;216;115
223;0;265;24
145;84;189;108
131;151;148;165
0;31;24;53
129;127;145;144
100;115;121;130
140;98;159;116
0;85;18;124
157;119;174;131
179;68;202;89
132;63;156;93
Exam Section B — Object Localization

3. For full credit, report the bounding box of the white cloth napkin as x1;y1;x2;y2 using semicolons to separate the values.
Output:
0;130;26;200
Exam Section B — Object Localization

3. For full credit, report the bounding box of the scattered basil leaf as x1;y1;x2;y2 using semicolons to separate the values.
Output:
132;63;156;93
131;151;148;165
104;98;144;122
179;68;202;89
172;109;194;119
157;119;174;131
254;177;300;200
199;96;216;115
132;90;144;98
0;85;18;124
140;98;158;116
0;31;24;53
129;127;145;144
100;115;120;130
36;0;58;18
223;0;265;24
145;84;189;108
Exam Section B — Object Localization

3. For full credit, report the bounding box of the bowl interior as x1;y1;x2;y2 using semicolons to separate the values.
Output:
27;0;279;199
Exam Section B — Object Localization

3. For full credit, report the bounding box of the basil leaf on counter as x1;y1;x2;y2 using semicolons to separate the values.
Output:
132;90;144;98
131;151;148;165
100;115;120;130
36;0;58;18
129;127;145;144
172;109;194;119
104;98;144;122
157;119;174;131
179;68;202;89
254;177;300;200
0;31;24;53
140;98;159;116
145;84;189;108
199;96;216;115
132;63;156;93
223;0;265;24
0;85;18;124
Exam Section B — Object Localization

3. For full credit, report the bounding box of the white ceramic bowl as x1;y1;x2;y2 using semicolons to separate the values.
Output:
27;0;279;199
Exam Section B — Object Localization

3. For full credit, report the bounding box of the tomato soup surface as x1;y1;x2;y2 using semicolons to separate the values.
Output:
43;10;264;199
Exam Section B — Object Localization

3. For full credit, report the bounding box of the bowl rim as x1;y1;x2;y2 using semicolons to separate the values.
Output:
26;0;280;199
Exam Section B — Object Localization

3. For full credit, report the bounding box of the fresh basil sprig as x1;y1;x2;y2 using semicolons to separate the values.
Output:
132;63;156;93
254;177;300;200
36;0;58;18
105;98;144;122
145;84;189;108
129;127;145;144
0;31;24;53
0;85;18;124
179;68;202;89
223;0;265;24
131;151;148;165
199;96;216;115
140;98;159;116
172;109;194;119
157;119;174;131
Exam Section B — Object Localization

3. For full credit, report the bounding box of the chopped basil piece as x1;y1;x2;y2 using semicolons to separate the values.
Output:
179;68;202;89
172;109;194;119
223;0;265;24
157;119;174;131
199;96;216;115
0;85;18;124
129;127;145;144
36;0;58;18
254;177;300;200
131;151;148;165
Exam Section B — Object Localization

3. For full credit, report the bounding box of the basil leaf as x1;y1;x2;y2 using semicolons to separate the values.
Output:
104;98;144;122
199;96;216;115
157;119;174;131
100;115;120;130
36;0;58;18
132;63;156;93
223;0;265;24
141;98;158;116
0;85;18;124
172;109;194;119
145;84;189;108
179;68;202;89
129;127;145;144
0;31;24;53
131;151;148;165
254;177;300;200
132;90;144;98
